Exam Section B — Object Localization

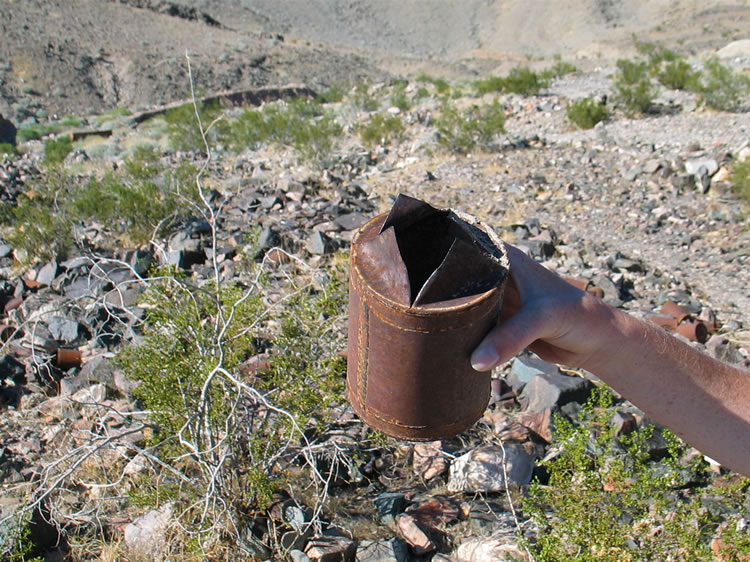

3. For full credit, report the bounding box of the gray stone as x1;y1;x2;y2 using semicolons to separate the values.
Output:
521;372;593;413
280;500;314;551
59;375;90;397
334;212;367;231
124;502;174;559
0;243;12;258
612;410;637;437
373;492;407;528
258;226;279;251
121;249;153;276
47;316;81;344
290;550;312;562
80;355;116;388
643;159;661;174
356;538;410;562
163;250;183;267
168;230;202;253
592;274;622;307
685;158;718;177
508;355;559;393
448;444;535;493
307;231;331;255
36;260;58;285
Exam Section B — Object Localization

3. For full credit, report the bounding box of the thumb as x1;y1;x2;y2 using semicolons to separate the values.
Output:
470;304;552;371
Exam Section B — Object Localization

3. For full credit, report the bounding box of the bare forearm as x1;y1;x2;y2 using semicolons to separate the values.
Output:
585;303;750;474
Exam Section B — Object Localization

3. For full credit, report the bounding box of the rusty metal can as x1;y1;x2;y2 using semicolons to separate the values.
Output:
347;195;509;440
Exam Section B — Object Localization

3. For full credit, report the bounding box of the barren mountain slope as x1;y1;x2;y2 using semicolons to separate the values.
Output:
0;0;385;120
189;0;750;62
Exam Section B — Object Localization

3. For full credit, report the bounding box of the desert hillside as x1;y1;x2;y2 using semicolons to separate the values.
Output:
1;1;750;560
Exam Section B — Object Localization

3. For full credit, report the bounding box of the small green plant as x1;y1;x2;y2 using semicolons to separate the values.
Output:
390;81;411;111
0;142;17;155
523;386;750;560
414;86;430;100
635;40;679;71
317;83;345;103
475;66;549;96
473;75;506;96
5;515;44;562
502;66;548;95
731;159;750;202
541;57;579;81
613;58;658;114
695;57;750;112
566;97;609;129
657;58;700;90
3;148;200;260
44;135;73;164
93;105;133;124
219;97;343;159
416;73;451;94
352;82;380;111
435;99;506;153
16;116;82;142
165;100;223;151
357;113;405;147
119;262;348;516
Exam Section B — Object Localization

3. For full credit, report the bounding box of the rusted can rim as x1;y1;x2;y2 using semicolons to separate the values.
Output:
351;213;509;318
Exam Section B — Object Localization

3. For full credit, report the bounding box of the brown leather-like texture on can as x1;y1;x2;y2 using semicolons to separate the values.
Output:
347;199;508;441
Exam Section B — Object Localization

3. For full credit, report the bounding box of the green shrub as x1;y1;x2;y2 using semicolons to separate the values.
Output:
731;159;750;202
566;97;609;129
219;97;342;159
165;100;223;151
523;387;750;560
695;57;750;112
474;76;506;96
317;84;345;103
503;66;548;95
390;81;411;111
416;74;451;94
613;58;658;114
475;66;549;96
635;40;679;70
435;99;506;153
16;116;82;143
541;57;579;81
657;58;700;90
43;136;73;164
357;113;405;147
119;263;348;514
414;86;430;100
0;142;17;156
93;106;132;124
352;82;380;111
4;148;200;260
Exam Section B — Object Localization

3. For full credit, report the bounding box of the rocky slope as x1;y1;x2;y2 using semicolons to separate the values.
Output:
1;1;750;560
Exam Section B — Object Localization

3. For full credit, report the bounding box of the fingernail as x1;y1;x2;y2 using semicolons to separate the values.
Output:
471;342;499;371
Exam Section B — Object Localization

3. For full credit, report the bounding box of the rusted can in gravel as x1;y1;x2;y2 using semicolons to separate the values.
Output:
347;194;509;441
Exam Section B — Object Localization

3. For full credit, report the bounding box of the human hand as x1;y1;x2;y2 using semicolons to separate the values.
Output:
470;244;620;372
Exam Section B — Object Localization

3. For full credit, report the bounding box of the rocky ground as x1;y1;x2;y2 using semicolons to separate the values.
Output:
1;1;750;561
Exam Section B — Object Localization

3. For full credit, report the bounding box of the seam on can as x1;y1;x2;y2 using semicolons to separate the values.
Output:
357;300;369;400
